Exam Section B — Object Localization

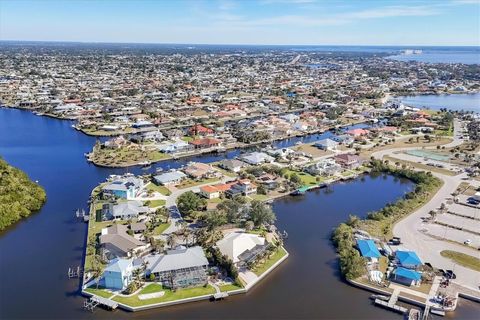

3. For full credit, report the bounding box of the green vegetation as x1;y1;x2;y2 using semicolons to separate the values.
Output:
284;169;317;185
332;159;442;280
146;183;171;196
441;250;480;272
219;283;243;292
176;177;220;189
0;158;46;230
176;191;207;217
84;287;114;299
152;223;170;235
112;284;216;307
91;145;171;167
252;246;288;276
147;199;166;208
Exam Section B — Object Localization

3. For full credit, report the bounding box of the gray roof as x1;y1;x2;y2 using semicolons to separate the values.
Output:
112;201;148;218
103;177;143;192
154;171;186;184
314;138;338;147
144;246;208;274
100;224;145;254
241;152;274;164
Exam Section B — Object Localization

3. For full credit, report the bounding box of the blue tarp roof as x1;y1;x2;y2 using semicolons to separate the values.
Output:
357;239;381;258
394;267;421;281
396;250;422;266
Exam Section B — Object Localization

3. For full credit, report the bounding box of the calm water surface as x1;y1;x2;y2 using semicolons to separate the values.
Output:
0;108;479;319
396;93;480;113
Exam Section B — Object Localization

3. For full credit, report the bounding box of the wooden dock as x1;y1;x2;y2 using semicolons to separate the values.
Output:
213;292;229;300
374;290;408;314
84;296;118;312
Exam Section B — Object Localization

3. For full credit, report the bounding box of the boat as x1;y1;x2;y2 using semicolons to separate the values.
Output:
370;294;389;301
138;161;151;167
407;308;421;320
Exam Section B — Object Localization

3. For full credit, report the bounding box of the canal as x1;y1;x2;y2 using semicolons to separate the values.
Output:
0;108;478;319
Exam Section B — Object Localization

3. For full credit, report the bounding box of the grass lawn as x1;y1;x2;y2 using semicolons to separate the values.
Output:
152;223;171;235
219;283;243;292
84;287;114;299
378;256;388;274
176;177;220;189
146;183;171;196
250;194;270;201
441;250;480;272
147;199;166;208
284;169;318;186
181;136;194;142
383;155;456;176
253;246;288;276
341;170;355;177
112;284;215;307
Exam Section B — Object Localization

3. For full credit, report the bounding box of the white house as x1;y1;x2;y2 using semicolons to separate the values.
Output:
216;232;266;265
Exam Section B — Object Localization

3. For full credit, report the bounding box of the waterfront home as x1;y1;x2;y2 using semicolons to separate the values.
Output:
346;128;370;137
130;221;147;234
218;159;245;172
356;239;381;263
157;139;191;153
331;134;354;145
395;250;422;269
314;138;339;151
241;152;274;165
104;258;135;290
132;120;154;129
334;154;363;169
199;182;236;199
226;179;257;198
103;201;149;220
153;170;187;186
104;136;129;149
392;267;422;287
129;130;164;143
216;232;267;266
257;173;278;190
102;177;144;200
305;159;341;176
190;137;221;149
183;162;218;179
144;246;209;289
99;224;149;260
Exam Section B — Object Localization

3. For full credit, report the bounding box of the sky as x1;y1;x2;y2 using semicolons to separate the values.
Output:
1;0;479;46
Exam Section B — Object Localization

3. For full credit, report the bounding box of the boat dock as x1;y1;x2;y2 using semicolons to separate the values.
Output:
374;290;408;314
84;296;118;312
212;292;229;300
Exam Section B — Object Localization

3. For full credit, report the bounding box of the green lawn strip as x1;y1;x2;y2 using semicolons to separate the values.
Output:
84;287;114;299
250;194;269;201
152;223;171;235
440;250;480;272
284;169;318;185
146;183;172;196
176;178;220;189
253;247;288;276
112;285;216;307
140;283;163;294
147;199;166;208
219;283;243;292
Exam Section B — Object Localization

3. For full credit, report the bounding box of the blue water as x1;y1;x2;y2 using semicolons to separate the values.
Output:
0;108;478;319
396;93;480;113
387;52;480;65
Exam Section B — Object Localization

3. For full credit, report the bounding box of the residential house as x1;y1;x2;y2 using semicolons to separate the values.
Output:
190;137;221;149
346;128;370;137
188;124;214;136
103;201;149;220
216;232;267;266
144;246;209;289
153;170;187;186
218;159;245;172
102;177;144;200
199;182;236;199
226;179;257;198
334;154;363;169
257;174;278;190
99;224;148;260
183;162;218;180
241;152;274;165
157;139;191;154
314;138;339;151
305;159;341;176
331;134;354;145
103;258;136;291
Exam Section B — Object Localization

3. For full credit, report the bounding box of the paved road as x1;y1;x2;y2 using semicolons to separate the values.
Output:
371;119;480;291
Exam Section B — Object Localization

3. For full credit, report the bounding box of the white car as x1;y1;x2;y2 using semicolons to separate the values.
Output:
464;239;472;245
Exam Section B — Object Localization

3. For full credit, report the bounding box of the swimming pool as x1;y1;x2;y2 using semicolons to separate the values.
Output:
405;150;450;161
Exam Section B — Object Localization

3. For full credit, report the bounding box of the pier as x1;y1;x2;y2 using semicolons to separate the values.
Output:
67;266;82;278
84;296;118;312
374;290;408;314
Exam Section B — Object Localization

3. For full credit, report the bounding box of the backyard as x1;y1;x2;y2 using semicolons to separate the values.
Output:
252;246;288;276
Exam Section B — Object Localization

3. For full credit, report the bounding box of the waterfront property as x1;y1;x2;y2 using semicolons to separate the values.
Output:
104;258;137;290
99;224;149;260
216;232;267;265
102;177;144;200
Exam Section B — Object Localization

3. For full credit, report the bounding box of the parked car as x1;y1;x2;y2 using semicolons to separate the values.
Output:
464;239;472;245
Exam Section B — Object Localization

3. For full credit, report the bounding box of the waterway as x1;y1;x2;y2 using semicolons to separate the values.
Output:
0;108;479;319
395;93;480;113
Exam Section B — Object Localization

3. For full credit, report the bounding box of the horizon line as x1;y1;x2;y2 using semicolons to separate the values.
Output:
1;39;479;48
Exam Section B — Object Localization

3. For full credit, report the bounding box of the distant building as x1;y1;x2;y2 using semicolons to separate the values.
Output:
314;138;339;151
